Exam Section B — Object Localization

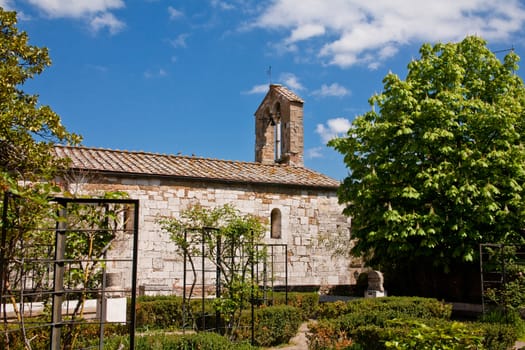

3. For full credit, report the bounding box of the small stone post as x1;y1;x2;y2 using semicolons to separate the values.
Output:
365;270;386;298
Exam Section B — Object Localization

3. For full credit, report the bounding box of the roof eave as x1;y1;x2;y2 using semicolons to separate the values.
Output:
66;168;340;191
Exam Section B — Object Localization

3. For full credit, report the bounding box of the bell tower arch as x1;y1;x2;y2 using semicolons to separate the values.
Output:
254;84;304;167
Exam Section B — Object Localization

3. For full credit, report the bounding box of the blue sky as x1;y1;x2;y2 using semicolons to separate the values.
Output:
4;1;525;180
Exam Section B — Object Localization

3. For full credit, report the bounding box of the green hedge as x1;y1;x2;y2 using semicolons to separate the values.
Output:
1;323;129;350
105;332;256;350
134;292;315;330
134;296;217;330
235;305;302;347
316;296;452;320
309;318;517;350
135;298;184;329
308;297;517;350
269;291;319;319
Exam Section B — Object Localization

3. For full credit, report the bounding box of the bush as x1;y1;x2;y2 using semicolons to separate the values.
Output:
135;297;184;329
308;297;517;350
235;305;302;347
316;296;452;320
307;319;356;350
383;319;485;350
270;292;319;319
105;332;256;350
310;317;518;350
479;308;525;339
475;321;518;350
134;295;217;330
0;322;128;350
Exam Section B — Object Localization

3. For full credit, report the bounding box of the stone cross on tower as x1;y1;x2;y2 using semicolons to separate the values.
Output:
254;84;304;167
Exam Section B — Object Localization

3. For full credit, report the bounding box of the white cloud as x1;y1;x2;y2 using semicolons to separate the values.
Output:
312;83;350;97
279;73;304;91
316;117;351;143
170;33;190;48
27;0;124;17
0;1;14;10
168;6;183;20
306;147;324;159
86;64;108;73
144;68;167;79
252;0;525;68
243;84;269;95
0;1;31;20
287;23;325;43
211;0;235;11
90;12;125;34
25;0;125;34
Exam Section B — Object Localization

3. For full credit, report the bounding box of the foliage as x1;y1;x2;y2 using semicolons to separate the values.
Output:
316;297;452;320
329;36;525;271
106;332;257;350
133;294;305;347
135;297;185;329
0;8;80;188
483;245;525;316
308;314;516;350
235;305;302;347
0;323;128;350
1;194;130;350
158;204;266;337
270;291;319;319
384;319;484;350
479;308;525;339
135;295;218;330
0;9;79;349
307;318;357;350
474;322;519;350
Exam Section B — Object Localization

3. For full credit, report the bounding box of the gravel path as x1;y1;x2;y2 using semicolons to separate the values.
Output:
515;340;525;349
265;321;310;350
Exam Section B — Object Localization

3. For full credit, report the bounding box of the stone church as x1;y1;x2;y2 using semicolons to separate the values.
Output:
54;85;355;294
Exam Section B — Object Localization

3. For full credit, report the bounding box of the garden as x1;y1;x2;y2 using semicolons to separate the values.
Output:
29;293;524;349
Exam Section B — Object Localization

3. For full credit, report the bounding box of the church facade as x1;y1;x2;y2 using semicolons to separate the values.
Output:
54;85;356;293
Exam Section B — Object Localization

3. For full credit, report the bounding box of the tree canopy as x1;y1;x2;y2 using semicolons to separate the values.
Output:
330;36;525;271
0;8;80;191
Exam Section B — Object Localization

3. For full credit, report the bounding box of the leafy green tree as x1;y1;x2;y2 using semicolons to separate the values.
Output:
0;8;80;190
0;9;80;350
330;36;525;278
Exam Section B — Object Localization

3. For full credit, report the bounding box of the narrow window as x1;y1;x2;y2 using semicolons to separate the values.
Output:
273;103;282;162
270;208;282;239
274;120;281;161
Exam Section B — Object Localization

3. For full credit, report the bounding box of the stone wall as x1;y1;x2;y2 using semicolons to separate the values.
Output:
69;174;354;293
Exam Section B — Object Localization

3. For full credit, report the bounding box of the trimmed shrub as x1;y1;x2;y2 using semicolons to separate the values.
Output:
236;305;302;347
382;319;485;350
270;292;319;319
316;296;452;320
308;297;517;350
307;319;356;350
134;295;217;330
135;297;184;329
474;322;518;350
105;332;256;350
479;308;525;339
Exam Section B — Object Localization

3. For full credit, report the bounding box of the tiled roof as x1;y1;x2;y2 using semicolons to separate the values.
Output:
271;84;304;103
54;146;340;189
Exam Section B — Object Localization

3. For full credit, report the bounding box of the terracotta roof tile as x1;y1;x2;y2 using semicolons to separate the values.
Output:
54;146;340;189
271;84;304;103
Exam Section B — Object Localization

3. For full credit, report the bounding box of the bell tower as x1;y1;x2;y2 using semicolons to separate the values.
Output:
254;84;304;167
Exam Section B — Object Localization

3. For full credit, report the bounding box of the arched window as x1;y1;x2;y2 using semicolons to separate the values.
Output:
270;208;282;239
